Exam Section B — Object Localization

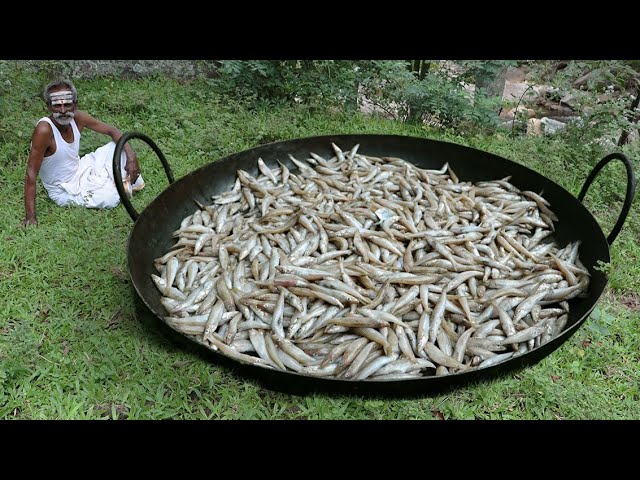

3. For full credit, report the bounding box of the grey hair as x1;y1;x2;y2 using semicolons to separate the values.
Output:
43;79;77;105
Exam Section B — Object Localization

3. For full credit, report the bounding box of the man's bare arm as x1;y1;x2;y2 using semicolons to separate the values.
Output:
23;123;51;226
74;110;140;182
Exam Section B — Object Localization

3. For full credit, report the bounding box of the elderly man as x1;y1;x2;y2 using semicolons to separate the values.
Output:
22;79;145;226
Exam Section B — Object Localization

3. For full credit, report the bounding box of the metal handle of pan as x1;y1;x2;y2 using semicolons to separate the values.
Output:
577;152;636;245
113;132;175;222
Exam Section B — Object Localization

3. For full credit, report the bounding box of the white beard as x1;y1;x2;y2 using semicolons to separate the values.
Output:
54;113;74;125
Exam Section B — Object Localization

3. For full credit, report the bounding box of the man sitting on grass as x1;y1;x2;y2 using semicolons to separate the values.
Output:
22;78;145;226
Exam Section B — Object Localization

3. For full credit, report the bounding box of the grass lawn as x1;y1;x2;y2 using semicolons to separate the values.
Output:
1;69;639;419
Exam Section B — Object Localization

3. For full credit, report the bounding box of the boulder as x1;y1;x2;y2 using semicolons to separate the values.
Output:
541;117;567;134
502;81;532;102
505;67;527;82
527;118;543;136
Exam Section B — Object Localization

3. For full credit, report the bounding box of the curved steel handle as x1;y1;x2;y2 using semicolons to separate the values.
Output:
577;152;636;245
113;131;175;222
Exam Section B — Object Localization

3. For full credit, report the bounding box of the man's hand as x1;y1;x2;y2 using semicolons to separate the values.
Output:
125;159;140;184
22;217;38;227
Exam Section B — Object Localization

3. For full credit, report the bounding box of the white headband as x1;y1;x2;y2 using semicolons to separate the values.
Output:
50;90;75;106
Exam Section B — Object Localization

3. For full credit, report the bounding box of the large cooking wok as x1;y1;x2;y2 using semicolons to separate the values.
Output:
113;133;636;396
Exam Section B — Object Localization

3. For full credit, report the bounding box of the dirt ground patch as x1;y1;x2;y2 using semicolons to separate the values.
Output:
619;293;640;312
96;403;129;420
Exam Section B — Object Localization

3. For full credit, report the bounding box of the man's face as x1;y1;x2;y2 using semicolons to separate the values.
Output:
48;88;77;126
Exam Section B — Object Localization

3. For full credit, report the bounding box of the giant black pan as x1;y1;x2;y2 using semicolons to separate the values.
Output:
113;133;636;396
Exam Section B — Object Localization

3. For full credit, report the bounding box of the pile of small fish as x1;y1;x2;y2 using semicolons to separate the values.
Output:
151;143;590;380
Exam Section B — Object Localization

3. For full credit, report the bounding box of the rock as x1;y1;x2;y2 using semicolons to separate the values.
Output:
527;118;543;136
498;119;525;131
531;97;575;117
502;81;532;102
555;61;569;71
461;82;476;96
548;115;582;125
500;105;537;120
573;71;594;88
477;64;509;100
541;117;567;134
532;85;558;97
505;67;527;82
499;107;515;120
560;93;578;110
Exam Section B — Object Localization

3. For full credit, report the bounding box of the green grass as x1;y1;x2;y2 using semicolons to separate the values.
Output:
1;68;639;419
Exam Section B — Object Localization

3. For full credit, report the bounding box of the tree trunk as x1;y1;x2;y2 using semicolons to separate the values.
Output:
404;61;432;123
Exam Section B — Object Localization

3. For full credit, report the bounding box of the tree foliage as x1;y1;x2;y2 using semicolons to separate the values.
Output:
214;60;511;131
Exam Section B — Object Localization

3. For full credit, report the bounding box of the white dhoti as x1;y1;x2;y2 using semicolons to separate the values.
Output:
44;141;145;209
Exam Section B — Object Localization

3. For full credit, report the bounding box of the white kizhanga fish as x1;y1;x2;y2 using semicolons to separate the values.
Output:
151;144;590;380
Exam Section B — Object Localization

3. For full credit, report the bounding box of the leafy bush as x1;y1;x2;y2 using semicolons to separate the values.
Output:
359;61;504;129
214;60;508;132
215;60;361;110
